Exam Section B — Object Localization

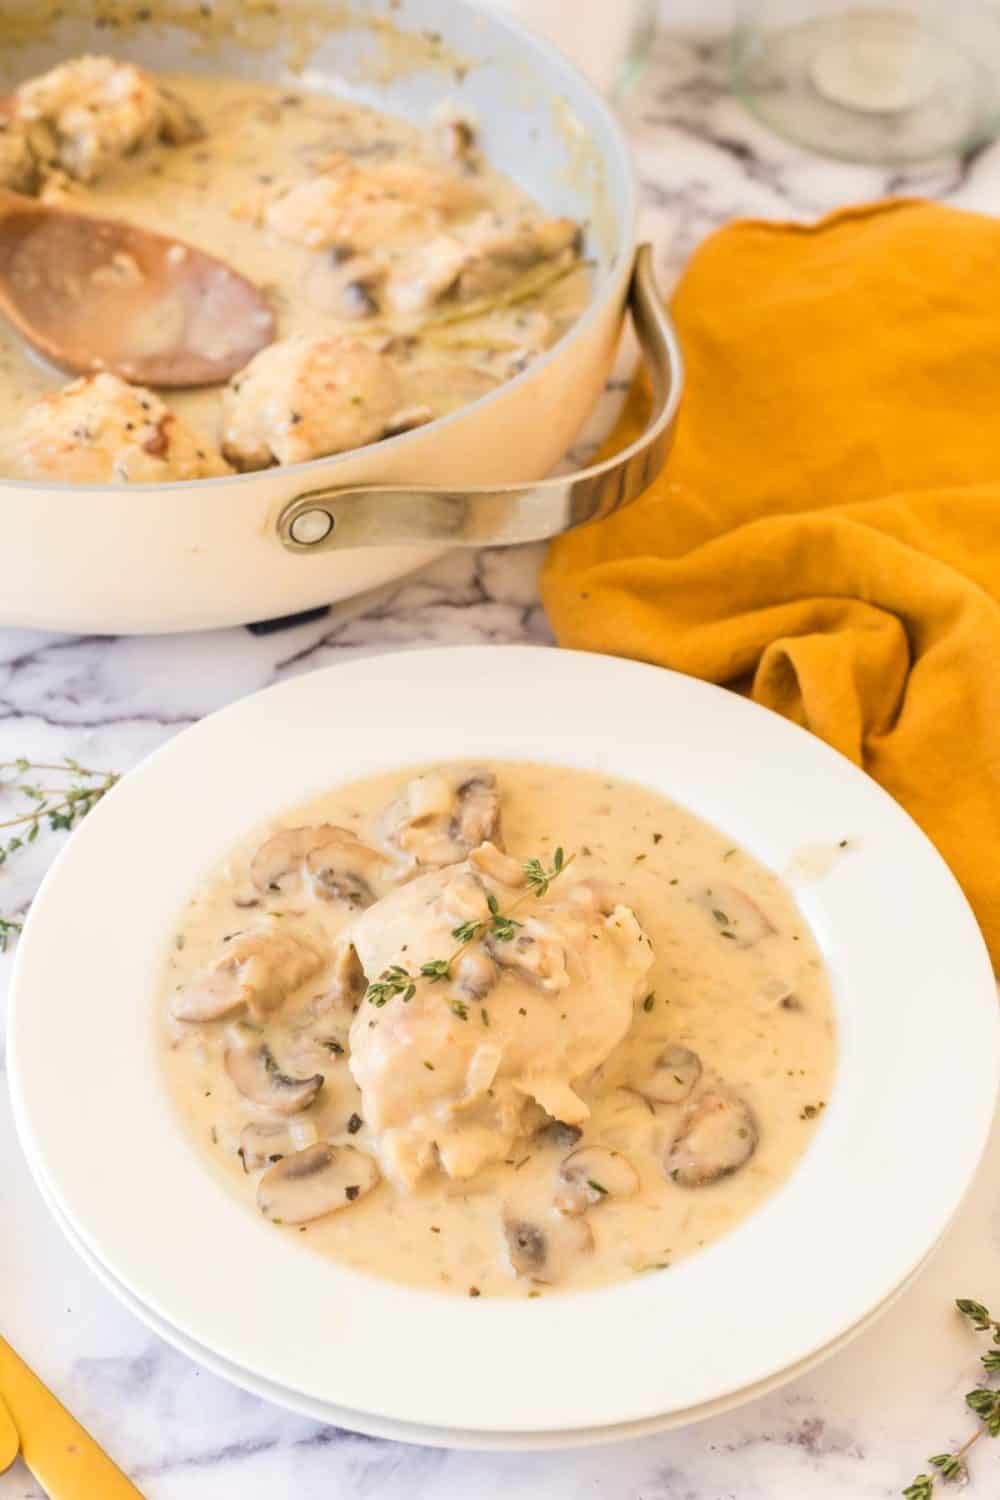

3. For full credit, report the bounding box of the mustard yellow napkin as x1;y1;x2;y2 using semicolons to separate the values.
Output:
542;199;1000;967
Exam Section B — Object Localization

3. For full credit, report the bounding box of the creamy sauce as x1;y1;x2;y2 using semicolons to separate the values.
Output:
161;763;837;1299
0;72;589;472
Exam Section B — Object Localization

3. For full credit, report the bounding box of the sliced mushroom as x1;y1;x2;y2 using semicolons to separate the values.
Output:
250;824;388;906
171;926;322;1023
442;871;491;924
224;1024;323;1114
486;919;570;991
339;279;379;318
453;948;497;1000
641;1045;702;1106
537;1120;583;1151
469;841;526;888
502;1212;593;1284
306;828;390;905
171;970;248;1024
238;1120;295;1171
666;1090;758;1187
316;936;366;1012
553;1146;640;1215
384;767;502;868
381;404;433;438
436;114;477;162
698;884;775;948
257;1142;380;1225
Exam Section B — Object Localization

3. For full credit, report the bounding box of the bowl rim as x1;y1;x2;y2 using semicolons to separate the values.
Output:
9;645;999;1433
1;0;638;495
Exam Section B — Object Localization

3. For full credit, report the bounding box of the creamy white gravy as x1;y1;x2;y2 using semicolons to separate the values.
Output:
0;73;589;469
160;762;837;1299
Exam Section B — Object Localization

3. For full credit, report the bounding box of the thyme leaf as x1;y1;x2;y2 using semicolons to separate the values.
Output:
0;757;118;950
904;1297;1000;1495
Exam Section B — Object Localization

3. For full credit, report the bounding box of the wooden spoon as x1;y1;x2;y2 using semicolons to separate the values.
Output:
0;188;275;387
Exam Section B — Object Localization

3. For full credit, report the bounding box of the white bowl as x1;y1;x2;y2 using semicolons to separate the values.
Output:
9;646;998;1435
29;1143;947;1449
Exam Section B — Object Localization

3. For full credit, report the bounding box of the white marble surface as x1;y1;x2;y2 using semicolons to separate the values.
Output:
3;19;1000;1500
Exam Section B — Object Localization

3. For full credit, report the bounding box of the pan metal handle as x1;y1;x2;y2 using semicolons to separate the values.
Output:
275;243;682;554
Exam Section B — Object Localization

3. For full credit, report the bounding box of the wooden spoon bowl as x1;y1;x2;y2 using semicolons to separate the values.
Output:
0;188;275;387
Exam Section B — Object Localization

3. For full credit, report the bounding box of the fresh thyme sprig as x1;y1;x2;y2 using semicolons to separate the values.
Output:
365;847;575;1013
0;757;119;951
904;1298;1000;1496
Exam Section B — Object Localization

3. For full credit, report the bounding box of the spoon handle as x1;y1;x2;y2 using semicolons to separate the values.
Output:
0;1335;146;1498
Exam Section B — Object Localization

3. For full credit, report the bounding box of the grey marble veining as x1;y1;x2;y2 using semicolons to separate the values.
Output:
3;20;1000;1500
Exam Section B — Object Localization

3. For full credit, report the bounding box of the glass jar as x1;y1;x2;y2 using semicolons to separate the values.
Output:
482;0;657;100
731;0;1000;162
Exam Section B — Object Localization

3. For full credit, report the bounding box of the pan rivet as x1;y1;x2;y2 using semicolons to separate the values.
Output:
289;508;334;546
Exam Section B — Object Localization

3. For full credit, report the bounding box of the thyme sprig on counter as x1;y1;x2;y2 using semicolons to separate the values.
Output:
365;847;575;1012
0;757;119;952
904;1298;1000;1497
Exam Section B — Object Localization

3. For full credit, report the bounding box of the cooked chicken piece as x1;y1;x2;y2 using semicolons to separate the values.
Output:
381;233;471;318
382;767;502;869
382;213;580;316
171;922;322;1024
11;373;230;483
220;334;405;469
0;113;42;193
346;853;654;1188
265;153;482;251
11;55;202;185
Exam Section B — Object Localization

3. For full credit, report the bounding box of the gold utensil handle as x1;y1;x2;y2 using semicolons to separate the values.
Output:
0;1337;145;1499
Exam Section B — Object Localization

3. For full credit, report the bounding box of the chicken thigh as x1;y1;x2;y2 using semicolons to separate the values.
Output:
347;851;654;1187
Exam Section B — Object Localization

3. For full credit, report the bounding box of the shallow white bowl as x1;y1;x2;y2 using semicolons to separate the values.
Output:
31;1145;946;1449
9;646;999;1435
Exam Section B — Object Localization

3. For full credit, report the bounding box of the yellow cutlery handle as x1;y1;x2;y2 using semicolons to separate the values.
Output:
0;1336;145;1499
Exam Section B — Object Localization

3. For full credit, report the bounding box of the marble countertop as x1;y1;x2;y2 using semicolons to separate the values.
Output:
3;20;1000;1500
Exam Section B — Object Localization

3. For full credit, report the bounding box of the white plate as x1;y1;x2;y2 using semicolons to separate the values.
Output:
9;646;999;1435
30;1139;943;1450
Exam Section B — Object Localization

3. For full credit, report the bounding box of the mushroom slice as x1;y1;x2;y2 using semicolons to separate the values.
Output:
537;1120;583;1151
316;935;366;1012
453;948;497;1000
698;884;775;947
257;1143;380;1224
305;828;390;906
171;970;247;1024
553;1146;640;1215
171;926;322;1023
502;1212;593;1284
224;1024;323;1114
469;841;526;888
442;871;491;925
384;767;502;868
486;918;570;991
250;824;388;905
641;1045;703;1106
667;1090;758;1187
238;1121;295;1171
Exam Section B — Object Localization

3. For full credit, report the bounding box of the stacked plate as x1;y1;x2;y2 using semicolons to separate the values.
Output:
9;648;998;1448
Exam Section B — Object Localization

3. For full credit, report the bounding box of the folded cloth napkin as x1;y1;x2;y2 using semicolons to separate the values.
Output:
542;199;1000;967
